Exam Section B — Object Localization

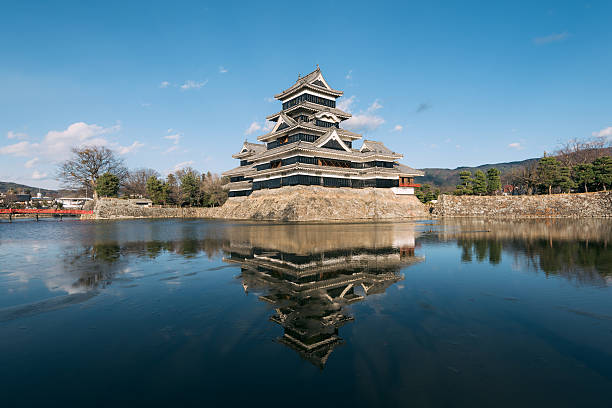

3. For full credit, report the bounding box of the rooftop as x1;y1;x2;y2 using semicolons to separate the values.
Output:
274;67;344;100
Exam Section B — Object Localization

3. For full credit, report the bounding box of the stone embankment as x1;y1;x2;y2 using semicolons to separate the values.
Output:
215;186;427;221
432;191;612;218
84;186;427;221
82;198;216;220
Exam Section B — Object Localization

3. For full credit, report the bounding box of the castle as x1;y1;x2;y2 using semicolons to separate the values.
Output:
223;67;423;197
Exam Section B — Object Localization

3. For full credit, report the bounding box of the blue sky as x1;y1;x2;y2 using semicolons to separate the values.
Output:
1;0;611;189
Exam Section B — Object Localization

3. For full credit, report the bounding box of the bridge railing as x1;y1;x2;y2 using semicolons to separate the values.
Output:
0;209;93;215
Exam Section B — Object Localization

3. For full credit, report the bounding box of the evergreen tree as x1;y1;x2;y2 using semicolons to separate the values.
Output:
165;173;179;205
180;172;201;206
95;172;120;197
455;170;473;195
537;156;560;194
573;163;595;193
486;168;501;195
592;156;612;191
556;166;575;193
416;184;438;203
472;170;488;195
146;176;168;205
415;185;427;203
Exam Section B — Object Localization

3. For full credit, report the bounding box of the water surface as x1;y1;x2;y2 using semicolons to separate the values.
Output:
1;218;611;407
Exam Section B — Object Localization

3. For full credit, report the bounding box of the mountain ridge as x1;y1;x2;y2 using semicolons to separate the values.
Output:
418;157;539;192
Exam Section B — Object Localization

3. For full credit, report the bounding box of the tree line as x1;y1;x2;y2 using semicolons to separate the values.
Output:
452;137;611;196
505;138;611;195
453;168;502;196
57;145;228;207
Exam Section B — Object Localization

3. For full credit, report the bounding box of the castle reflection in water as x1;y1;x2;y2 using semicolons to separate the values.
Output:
10;220;609;367
222;224;424;367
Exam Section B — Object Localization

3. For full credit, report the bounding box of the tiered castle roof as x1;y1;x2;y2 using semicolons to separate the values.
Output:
223;67;423;195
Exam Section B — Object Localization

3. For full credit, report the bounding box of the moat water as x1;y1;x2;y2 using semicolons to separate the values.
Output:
0;218;611;407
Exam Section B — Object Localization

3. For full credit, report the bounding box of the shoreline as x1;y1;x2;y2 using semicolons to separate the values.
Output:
75;189;612;221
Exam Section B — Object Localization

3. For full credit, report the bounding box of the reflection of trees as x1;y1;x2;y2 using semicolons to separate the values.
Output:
449;218;611;285
64;243;124;290
512;239;610;283
458;239;502;265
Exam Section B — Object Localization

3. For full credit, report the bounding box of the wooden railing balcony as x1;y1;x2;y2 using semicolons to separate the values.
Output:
399;183;421;188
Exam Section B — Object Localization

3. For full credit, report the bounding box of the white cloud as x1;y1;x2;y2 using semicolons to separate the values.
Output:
337;95;356;112
392;125;403;132
341;98;385;133
159;81;170;88
533;31;569;45
245;121;262;135
345;69;353;80
172;161;194;173
0;141;30;156
219;66;228;74
117;141;144;155
25;157;39;168
165;145;179;154
43;122;118;157
264;97;275;103
344;114;385;133
31;170;48;180
0;122;120;160
592;126;612;139
7;130;28;139
180;80;208;90
164;134;181;144
508;142;523;150
367;100;383;112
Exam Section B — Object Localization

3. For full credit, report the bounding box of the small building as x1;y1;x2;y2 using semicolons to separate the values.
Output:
14;193;31;203
55;197;93;209
223;67;424;197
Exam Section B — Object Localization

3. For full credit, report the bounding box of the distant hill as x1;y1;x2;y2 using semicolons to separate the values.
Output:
0;181;58;196
418;158;539;192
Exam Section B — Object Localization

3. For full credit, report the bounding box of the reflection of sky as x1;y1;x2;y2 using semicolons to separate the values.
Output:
0;219;611;406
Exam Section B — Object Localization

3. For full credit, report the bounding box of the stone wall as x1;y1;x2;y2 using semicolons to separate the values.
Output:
432;191;612;218
214;186;427;221
84;186;427;221
82;198;217;220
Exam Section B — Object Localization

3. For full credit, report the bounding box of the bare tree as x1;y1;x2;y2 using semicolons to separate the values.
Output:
123;168;160;198
57;146;127;199
200;171;229;207
507;161;539;195
554;137;611;167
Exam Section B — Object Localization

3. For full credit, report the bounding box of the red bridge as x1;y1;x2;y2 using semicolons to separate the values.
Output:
0;208;93;221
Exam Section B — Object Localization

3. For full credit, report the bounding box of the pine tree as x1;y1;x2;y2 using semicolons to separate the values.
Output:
95;173;120;197
486;168;501;195
146;176;168;205
537;156;560;194
165;174;179;205
573;163;595;193
472;170;488;195
592;156;611;191
556;166;575;193
180;172;201;206
455;170;473;195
